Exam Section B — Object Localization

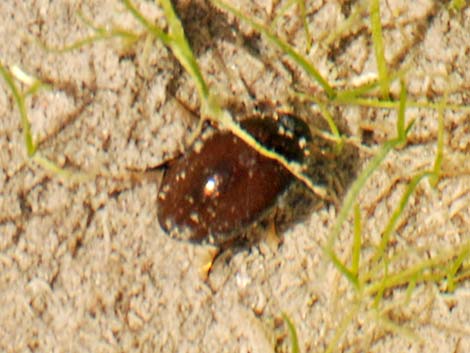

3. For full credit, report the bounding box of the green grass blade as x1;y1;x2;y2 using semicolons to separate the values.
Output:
328;251;358;289
351;204;362;278
445;244;470;293
0;64;36;156
326;137;401;259
282;313;300;353
313;99;342;147
211;0;335;98
397;80;407;142
39;28;140;53
369;0;389;99
158;0;210;103
372;171;432;265
121;0;170;44
373;257;389;308
297;0;312;53
430;96;446;186
448;0;467;11
121;0;210;110
32;154;73;180
325;302;360;353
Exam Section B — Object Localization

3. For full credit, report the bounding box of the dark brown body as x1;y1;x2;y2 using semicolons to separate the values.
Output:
157;115;311;245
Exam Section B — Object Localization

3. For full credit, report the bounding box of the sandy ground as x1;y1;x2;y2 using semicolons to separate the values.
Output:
1;0;470;352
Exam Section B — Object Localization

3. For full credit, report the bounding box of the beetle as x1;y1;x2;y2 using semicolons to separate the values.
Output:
157;113;312;247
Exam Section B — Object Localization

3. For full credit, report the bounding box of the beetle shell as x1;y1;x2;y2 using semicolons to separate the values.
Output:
157;114;311;245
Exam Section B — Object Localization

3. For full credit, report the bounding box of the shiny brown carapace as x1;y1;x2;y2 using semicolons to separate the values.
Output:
157;114;311;246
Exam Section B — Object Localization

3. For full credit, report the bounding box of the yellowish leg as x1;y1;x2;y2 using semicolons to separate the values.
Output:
195;245;219;281
264;219;281;252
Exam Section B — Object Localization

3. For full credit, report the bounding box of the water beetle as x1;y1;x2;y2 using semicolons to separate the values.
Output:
157;113;312;246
